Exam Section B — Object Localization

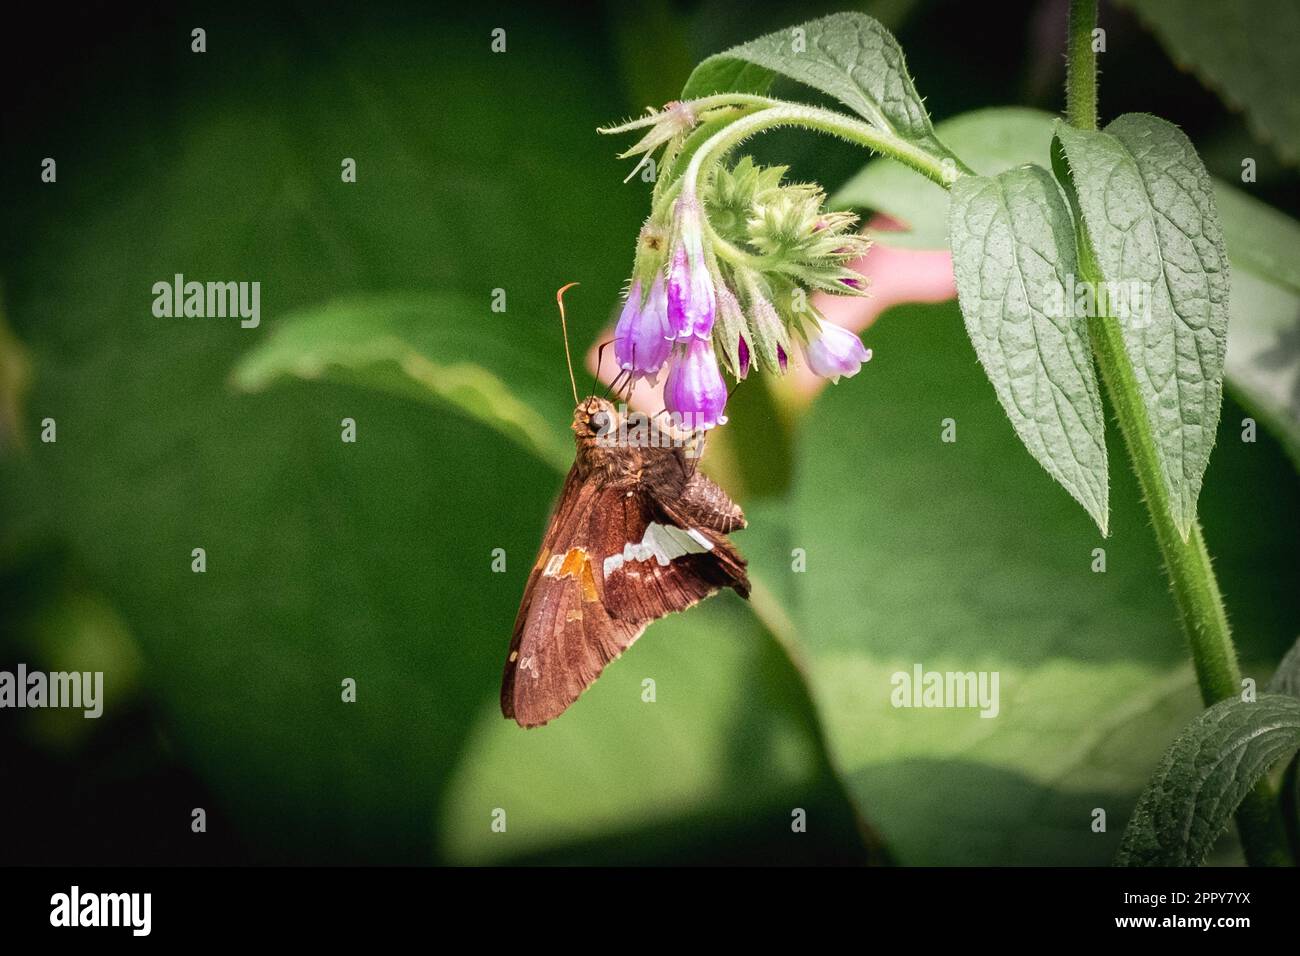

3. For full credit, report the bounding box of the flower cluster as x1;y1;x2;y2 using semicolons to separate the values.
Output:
605;105;874;430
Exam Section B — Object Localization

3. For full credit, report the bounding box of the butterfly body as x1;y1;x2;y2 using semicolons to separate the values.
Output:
501;396;749;727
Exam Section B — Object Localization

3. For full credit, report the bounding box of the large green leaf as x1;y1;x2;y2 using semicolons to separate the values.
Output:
1056;114;1230;538
1223;270;1300;469
232;295;573;473
681;12;957;165
439;598;872;865
1116;695;1300;866
1214;183;1300;294
949;164;1109;531
761;299;1298;865
1213;184;1300;467
1266;637;1300;699
0;8;867;864
1122;0;1300;165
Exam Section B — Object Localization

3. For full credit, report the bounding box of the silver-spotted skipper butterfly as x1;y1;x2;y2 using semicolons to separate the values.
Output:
500;285;750;727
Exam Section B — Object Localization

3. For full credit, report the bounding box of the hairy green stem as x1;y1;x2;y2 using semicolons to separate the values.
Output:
1087;311;1238;700
681;103;965;199
1066;0;1099;131
1066;0;1291;867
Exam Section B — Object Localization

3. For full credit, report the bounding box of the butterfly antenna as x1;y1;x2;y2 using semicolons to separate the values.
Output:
556;282;581;405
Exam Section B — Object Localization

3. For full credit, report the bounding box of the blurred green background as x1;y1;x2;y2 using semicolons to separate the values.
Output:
1;0;1297;865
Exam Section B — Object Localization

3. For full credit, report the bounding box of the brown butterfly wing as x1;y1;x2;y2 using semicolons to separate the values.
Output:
501;473;646;728
503;464;582;655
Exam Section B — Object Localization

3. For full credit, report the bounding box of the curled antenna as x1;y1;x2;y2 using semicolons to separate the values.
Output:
556;282;580;405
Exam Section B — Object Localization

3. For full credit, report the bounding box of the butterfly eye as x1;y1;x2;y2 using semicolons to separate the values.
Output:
589;411;610;434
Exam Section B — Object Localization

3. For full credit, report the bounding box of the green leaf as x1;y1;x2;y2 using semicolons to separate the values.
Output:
1116;694;1300;866
1056;114;1230;538
949;164;1109;531
1266;637;1300;699
1214;182;1300;294
1213;182;1300;467
1121;0;1300;165
232;294;573;474
1223;270;1300;469
764;299;1299;864
681;12;956;164
833;107;1059;248
439;598;875;865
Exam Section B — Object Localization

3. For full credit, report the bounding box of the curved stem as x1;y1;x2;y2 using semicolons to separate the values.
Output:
1067;0;1291;867
657;105;767;202
688;92;785;113
681;103;967;198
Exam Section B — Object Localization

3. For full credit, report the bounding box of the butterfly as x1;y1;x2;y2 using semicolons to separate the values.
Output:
500;287;750;728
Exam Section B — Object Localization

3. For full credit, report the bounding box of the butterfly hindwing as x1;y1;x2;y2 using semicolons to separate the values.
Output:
602;478;749;623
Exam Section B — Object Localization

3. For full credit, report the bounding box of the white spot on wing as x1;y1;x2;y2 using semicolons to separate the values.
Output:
602;522;713;577
686;528;713;550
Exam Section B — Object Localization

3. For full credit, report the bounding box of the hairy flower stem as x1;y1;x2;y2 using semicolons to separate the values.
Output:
1065;0;1099;132
1066;0;1291;867
681;103;968;200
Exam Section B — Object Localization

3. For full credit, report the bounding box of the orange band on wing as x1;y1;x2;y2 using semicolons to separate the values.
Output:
545;547;601;603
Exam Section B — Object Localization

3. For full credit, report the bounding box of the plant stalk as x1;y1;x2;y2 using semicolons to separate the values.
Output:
681;103;966;198
1066;0;1099;131
1066;0;1291;866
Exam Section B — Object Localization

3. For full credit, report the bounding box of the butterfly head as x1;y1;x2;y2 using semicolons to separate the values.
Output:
573;396;628;470
573;395;618;440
